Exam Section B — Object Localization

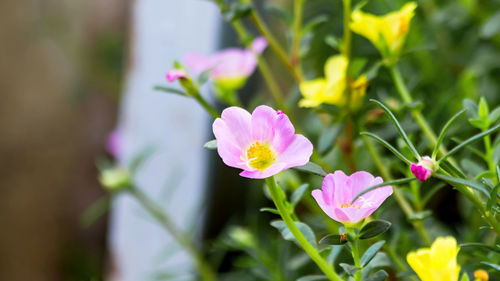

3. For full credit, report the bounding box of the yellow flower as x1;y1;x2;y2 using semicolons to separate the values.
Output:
299;55;367;108
407;236;461;281
350;2;417;57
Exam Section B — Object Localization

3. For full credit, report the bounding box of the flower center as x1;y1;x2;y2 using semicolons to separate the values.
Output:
242;142;276;171
340;203;361;210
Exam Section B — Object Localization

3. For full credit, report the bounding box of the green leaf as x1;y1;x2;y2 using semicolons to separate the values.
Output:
359;220;392;239
327;245;343;265
408;210;433;222
463;98;478;118
489;107;500;124
259;208;280;215
80;196;110;228
487;181;500;210
325;35;342;51
440;159;467;179
366;270;389;281
222;2;253;22
203;139;217;150
301;15;329;36
264;3;292;26
351;177;416;204
291;184;310;207
129;145;157;174
339;263;360;276
433;174;490;197
318;124;343;155
360;241;386;266
460;242;500;253
365;61;382;81
319;234;348;245
438;122;500;163
481;261;500;271
296;275;329;281
478;97;490;120
197;69;212;85
370;99;421;159
293;162;328;177
432;110;465;159
154;85;186;96
270;220;317;247
460;272;470;281
360;132;412;165
468;118;488;130
480;11;500;38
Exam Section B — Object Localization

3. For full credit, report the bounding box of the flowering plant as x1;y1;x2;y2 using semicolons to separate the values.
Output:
95;0;500;280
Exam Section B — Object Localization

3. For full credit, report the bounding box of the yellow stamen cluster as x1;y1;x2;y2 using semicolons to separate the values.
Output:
340;203;361;209
246;142;276;171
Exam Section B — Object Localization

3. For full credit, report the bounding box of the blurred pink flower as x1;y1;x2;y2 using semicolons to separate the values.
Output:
212;105;312;179
312;171;393;224
165;69;187;82
183;37;267;90
411;156;435;181
106;130;123;158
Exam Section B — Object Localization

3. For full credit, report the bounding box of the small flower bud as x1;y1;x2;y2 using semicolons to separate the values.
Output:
474;269;489;281
228;226;255;248
411;156;436;181
99;168;131;192
166;69;187;82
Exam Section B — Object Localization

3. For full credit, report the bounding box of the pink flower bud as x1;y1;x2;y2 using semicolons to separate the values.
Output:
411;156;435;181
166;69;187;82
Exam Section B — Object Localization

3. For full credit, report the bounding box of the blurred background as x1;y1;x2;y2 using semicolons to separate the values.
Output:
2;0;500;280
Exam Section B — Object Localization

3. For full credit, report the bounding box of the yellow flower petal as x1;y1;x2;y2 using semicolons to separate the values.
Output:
299;79;328;108
324;55;348;85
350;2;417;56
407;236;460;281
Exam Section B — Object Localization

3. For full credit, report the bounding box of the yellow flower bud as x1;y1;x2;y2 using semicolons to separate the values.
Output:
474;269;489;281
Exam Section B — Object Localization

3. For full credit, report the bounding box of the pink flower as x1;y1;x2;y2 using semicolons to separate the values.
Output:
184;37;267;90
106;130;123;158
312;171;393;224
166;69;187;82
212;105;313;179
411;156;435;181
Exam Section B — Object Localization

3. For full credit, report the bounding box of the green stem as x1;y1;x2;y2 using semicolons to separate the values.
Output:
265;176;342;281
483;133;497;184
342;0;352;60
193;93;220;119
389;65;438;148
231;21;287;110
250;9;303;82
348;233;362;281
361;133;432;245
291;0;305;69
128;187;216;281
435;171;500;237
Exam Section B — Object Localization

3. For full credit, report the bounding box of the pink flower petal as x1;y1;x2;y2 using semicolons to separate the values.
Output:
277;135;313;169
106;130;122;158
272;112;295;153
311;170;393;224
239;162;286;179
251;37;268;54
215;107;253;148
183;53;215;76
165;69;187;82
251;105;276;142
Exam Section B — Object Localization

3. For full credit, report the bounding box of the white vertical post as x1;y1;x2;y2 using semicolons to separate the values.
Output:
108;1;221;280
